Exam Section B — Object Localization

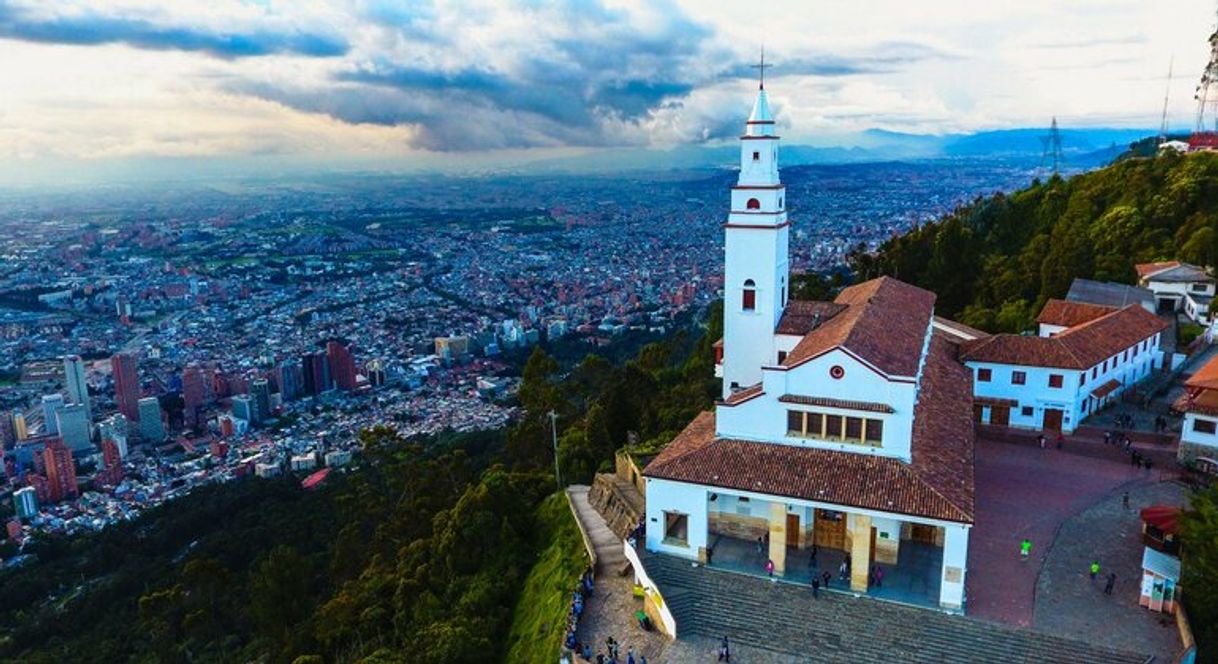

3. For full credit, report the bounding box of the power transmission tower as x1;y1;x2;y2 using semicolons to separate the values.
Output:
1196;6;1218;132
1040;117;1064;175
1159;56;1174;144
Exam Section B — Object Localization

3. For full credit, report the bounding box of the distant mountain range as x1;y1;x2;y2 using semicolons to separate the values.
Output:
524;127;1155;173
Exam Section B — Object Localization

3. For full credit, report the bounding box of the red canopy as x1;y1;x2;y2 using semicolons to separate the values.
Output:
1140;505;1180;535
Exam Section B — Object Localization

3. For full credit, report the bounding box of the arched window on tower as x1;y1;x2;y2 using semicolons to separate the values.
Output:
781;276;787;305
742;279;756;311
746;198;761;210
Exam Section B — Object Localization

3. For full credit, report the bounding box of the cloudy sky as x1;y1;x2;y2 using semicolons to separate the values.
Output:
0;0;1213;181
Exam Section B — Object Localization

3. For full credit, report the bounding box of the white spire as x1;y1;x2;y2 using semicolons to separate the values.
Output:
748;88;774;127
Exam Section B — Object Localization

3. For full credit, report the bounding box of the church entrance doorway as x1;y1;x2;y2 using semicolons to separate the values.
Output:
814;509;846;550
990;405;1010;427
1043;408;1063;432
786;513;801;548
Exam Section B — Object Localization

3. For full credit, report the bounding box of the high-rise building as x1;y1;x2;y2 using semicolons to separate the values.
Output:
13;486;38;520
41;394;65;436
0;412;13;450
250;378;272;424
137;397;164;443
62;355;92;424
231;395;255;425
277;358;302;402
42;437;78;503
111;352;141;422
365;359;386;387
11;410;27;441
55;403;91;452
182;364;207;430
302;351;332;395
99;414;130;460
98;437;123;486
327;340;358;391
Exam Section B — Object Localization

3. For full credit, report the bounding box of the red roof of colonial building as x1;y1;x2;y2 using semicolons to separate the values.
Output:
1135;261;1181;279
1036;299;1117;329
960;304;1168;370
781;277;936;377
645;333;975;523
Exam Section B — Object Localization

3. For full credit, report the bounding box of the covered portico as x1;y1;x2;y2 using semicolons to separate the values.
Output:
647;476;970;611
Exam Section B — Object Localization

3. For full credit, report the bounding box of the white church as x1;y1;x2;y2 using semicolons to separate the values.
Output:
642;80;976;612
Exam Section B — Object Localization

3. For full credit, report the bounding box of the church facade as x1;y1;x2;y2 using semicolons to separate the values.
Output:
642;83;976;612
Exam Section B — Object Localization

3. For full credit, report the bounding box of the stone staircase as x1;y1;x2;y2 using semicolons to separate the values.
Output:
587;472;645;540
644;553;1152;664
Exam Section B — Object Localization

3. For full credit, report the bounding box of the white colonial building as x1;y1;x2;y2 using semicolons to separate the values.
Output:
957;299;1167;433
643;83;976;612
1136;261;1217;328
1174;354;1218;468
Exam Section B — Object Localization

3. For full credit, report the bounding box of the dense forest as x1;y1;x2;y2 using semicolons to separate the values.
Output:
838;151;1218;332
0;306;721;663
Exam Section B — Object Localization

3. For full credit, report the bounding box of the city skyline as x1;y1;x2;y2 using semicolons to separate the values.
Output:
0;0;1214;185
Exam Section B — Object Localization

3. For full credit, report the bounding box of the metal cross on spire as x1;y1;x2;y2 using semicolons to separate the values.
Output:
751;46;772;90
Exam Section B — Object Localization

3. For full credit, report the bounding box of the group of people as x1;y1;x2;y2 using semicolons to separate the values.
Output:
1102;429;1156;471
568;637;646;664
562;570;596;659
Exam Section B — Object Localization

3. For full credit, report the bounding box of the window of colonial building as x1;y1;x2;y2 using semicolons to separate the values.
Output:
1021;406;1033;416
777;350;787;363
752;151;760;161
746;198;761;210
1048;374;1063;388
663;511;689;545
1194;419;1217;435
787;409;883;446
977;368;991;382
742;279;756;311
1012;371;1026;385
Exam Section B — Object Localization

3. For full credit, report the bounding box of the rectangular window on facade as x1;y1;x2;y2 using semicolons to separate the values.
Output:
663;511;689;545
1021;406;1033;416
845;417;863;442
742;289;756;311
865;420;883;443
1011;371;1026;385
752;151;760;161
825;414;843;438
1079;373;1085;386
977;368;992;382
1194;419;1217;435
1048;374;1063;388
777;350;787;363
787;410;803;435
807;412;824;437
1092;367;1098;379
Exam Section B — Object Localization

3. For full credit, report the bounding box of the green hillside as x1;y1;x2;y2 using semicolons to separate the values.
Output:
844;151;1218;332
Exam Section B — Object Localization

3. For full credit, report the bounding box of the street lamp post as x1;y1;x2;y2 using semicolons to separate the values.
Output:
548;410;561;491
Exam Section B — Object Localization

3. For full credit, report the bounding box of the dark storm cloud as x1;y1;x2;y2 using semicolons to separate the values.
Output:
0;1;348;58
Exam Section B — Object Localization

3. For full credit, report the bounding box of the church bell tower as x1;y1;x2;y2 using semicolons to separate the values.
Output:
721;53;790;398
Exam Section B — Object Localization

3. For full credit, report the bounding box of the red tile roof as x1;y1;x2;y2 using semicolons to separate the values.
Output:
932;316;990;343
1135;261;1180;279
782;277;936;377
645;334;974;523
776;300;847;335
960;305;1168;370
1036;299;1117;329
1185;354;1218;390
720;383;764;406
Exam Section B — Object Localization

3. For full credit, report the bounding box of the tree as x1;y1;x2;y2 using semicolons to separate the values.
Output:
249;545;313;648
1181;484;1218;661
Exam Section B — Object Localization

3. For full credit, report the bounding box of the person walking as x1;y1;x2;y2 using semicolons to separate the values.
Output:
765;559;775;579
719;636;731;662
874;565;885;589
626;647;635;664
1038;434;1046;449
1020;538;1032;561
1056;433;1064;450
811;576;821;598
1104;572;1117;595
822;570;832;589
1122;491;1130;510
1089;561;1100;580
839;559;849;582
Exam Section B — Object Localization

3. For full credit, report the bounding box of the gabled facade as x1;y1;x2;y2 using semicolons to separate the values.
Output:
644;83;976;612
1174;353;1218;464
1136;261;1216;325
960;299;1167;433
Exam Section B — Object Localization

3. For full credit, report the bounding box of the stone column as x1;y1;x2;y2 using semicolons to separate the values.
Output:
768;501;787;575
848;513;872;592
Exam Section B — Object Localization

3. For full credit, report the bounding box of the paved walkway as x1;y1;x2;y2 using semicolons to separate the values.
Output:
1034;480;1187;662
567;485;669;662
967;434;1153;626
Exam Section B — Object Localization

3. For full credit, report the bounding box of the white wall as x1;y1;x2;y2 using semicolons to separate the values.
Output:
645;478;708;559
1181;412;1218;450
722;223;789;396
